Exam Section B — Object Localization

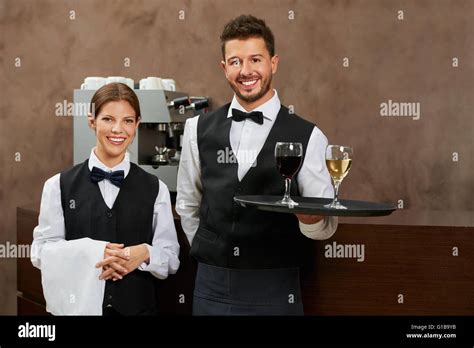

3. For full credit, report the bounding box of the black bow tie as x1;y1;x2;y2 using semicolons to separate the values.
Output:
90;166;125;187
231;108;264;125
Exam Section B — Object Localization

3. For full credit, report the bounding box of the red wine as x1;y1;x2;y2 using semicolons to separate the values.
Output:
276;155;302;179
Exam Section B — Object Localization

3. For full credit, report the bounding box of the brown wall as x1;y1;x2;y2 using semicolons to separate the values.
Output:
1;0;473;314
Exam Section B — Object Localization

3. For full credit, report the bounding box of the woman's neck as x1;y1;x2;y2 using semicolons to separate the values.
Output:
94;148;125;169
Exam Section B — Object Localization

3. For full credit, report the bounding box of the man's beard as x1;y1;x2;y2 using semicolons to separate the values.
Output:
229;74;272;104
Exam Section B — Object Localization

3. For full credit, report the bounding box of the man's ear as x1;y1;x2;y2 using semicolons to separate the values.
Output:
87;113;96;130
271;54;279;75
221;60;228;79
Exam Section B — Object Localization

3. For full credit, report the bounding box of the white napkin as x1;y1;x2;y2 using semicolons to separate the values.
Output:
40;237;107;315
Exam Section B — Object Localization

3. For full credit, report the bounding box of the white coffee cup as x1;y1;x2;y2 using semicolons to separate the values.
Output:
162;78;176;91
139;77;164;90
80;77;106;90
126;78;134;89
106;76;128;85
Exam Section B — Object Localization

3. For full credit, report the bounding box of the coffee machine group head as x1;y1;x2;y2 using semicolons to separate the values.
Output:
138;92;210;168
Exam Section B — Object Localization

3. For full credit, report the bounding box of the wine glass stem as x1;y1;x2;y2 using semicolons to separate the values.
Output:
284;178;292;201
333;180;341;203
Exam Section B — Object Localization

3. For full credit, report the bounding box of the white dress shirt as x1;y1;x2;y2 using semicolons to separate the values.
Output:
176;90;338;245
32;148;180;279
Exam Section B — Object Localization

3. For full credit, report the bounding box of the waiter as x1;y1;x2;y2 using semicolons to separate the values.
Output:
177;15;337;315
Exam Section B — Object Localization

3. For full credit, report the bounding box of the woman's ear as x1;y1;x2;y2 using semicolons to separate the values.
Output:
87;113;96;130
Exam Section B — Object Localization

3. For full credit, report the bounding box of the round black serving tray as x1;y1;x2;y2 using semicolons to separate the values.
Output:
234;195;397;217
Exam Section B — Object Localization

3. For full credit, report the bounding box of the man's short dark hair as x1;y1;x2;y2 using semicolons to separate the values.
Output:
220;15;275;59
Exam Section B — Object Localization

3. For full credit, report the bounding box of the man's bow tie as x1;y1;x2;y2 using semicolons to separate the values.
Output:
90;166;125;187
231;108;264;125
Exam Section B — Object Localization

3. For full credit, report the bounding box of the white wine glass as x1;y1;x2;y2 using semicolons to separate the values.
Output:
325;145;353;209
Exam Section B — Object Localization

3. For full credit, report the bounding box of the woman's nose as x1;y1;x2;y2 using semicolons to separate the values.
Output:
111;122;122;133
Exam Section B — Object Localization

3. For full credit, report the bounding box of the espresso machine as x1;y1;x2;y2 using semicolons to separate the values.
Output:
73;88;210;194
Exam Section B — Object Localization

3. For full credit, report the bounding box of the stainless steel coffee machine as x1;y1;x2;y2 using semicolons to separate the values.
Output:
73;89;210;192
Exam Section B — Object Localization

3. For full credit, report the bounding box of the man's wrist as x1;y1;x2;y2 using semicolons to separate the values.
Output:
296;214;324;225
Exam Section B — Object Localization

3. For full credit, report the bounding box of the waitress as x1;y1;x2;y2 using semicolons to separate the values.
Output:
31;82;180;315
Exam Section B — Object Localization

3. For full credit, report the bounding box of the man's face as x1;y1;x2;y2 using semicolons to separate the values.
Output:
221;37;279;105
88;100;139;163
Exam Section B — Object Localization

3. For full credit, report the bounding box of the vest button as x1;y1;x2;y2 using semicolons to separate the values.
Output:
106;211;113;218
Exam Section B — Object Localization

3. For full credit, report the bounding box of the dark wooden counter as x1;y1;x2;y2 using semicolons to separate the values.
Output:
17;204;473;315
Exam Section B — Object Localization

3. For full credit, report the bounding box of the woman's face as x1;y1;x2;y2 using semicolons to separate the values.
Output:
88;100;139;164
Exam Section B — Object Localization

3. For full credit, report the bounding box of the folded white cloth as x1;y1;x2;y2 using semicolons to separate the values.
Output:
39;237;107;315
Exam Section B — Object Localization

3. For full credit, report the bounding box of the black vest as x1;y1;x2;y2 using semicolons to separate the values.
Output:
191;103;315;269
60;160;159;315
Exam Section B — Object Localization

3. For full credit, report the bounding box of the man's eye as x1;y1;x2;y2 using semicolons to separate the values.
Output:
231;60;240;66
252;58;261;63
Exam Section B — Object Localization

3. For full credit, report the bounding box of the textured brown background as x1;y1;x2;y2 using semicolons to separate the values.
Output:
1;0;473;314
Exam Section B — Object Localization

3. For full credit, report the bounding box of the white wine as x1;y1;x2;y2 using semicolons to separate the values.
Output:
326;159;352;181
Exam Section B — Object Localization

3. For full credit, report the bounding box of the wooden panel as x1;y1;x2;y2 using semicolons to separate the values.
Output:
17;294;49;316
302;224;474;315
17;204;46;306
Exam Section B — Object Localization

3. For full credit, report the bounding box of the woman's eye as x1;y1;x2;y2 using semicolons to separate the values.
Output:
102;117;111;122
125;119;134;124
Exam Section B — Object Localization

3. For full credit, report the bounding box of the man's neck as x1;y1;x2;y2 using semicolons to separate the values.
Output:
237;88;275;112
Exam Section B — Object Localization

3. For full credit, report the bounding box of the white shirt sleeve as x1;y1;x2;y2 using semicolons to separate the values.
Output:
176;116;203;246
31;174;107;315
138;180;181;279
31;174;67;269
296;127;338;240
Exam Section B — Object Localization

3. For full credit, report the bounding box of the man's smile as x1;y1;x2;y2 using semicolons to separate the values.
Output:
238;77;260;90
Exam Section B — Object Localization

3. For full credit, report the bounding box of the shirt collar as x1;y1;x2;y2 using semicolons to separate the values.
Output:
226;89;281;122
88;148;131;177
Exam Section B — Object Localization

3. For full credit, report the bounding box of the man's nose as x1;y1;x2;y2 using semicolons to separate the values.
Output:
240;60;252;76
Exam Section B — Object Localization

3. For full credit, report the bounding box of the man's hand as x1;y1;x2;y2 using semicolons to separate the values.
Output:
296;214;324;225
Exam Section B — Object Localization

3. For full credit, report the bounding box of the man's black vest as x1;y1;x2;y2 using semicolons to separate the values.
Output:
60;160;159;315
191;103;315;269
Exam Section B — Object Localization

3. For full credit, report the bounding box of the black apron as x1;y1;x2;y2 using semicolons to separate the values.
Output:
193;262;304;316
